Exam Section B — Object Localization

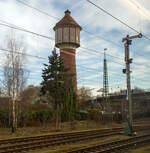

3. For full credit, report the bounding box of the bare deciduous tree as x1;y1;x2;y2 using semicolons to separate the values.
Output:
78;87;93;110
2;33;28;132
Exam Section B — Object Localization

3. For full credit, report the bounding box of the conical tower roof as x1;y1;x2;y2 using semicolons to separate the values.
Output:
54;10;82;30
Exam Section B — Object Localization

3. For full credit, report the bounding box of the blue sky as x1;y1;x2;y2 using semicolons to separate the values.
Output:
0;0;150;96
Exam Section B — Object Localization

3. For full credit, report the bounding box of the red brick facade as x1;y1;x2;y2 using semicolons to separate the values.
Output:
60;49;77;92
54;10;81;93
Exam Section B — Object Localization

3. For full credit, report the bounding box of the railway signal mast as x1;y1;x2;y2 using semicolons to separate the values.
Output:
122;33;142;136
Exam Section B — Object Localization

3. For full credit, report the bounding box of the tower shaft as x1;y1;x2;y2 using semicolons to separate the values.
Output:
60;49;77;92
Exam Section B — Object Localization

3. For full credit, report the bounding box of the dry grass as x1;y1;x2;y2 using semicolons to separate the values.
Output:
0;120;123;139
128;145;150;153
0;117;149;140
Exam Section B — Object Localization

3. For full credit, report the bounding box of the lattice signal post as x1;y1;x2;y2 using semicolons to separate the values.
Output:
122;33;142;136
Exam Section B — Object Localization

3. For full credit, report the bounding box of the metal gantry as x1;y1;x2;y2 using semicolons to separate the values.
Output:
103;48;109;111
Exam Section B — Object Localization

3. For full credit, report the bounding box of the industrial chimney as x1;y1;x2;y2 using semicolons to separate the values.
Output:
53;10;82;92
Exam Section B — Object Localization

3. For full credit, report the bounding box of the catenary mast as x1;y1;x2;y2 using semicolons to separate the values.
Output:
103;48;109;110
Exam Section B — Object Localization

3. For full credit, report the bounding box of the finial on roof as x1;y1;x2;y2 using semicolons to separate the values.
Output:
65;9;71;15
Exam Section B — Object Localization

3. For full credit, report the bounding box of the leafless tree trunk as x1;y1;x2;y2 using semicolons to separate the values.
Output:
2;33;28;133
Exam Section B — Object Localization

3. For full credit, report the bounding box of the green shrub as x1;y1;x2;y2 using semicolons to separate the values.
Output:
87;109;103;121
0;109;9;127
74;110;88;120
25;109;54;124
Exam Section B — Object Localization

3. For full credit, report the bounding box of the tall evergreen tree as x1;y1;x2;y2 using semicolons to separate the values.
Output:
41;49;65;107
41;49;76;128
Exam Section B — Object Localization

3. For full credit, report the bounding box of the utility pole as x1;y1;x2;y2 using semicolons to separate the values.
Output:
103;48;109;111
122;33;142;136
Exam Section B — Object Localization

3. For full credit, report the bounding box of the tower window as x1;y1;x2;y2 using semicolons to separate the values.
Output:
58;28;62;43
76;28;80;43
70;27;75;42
64;27;69;42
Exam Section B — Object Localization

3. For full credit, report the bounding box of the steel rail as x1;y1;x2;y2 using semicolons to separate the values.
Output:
0;131;122;153
0;127;123;145
0;124;148;145
66;134;150;153
0;125;149;153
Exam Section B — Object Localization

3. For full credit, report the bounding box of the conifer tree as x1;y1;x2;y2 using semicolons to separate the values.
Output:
41;48;76;129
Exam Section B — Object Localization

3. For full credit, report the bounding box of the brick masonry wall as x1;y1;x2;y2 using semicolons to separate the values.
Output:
60;49;77;92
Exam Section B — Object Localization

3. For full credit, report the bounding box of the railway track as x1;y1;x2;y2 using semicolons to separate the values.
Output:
0;129;123;153
0;127;123;146
0;125;149;153
66;133;150;153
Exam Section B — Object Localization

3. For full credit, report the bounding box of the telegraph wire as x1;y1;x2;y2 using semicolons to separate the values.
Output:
82;29;122;48
0;32;149;74
80;47;150;70
0;11;149;80
86;0;150;41
15;0;125;49
80;46;123;61
0;50;148;84
15;0;150;59
0;20;125;65
82;29;147;59
16;0;60;20
0;48;47;60
0;62;149;85
127;0;150;20
0;19;149;71
0;22;54;41
80;46;124;66
0;50;101;73
0;47;118;73
79;48;144;69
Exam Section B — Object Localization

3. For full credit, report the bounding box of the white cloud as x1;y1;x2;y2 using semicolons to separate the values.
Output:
145;45;150;52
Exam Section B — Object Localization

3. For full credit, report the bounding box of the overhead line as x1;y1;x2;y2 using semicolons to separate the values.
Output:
15;0;124;48
86;0;150;41
0;20;121;61
15;0;150;59
0;47;122;71
0;4;149;74
0;22;54;40
0;48;101;72
16;0;60;20
1;49;147;83
79;47;150;70
0;20;125;63
80;46;124;61
82;29;122;48
0;63;149;84
0;48;47;60
0;20;149;69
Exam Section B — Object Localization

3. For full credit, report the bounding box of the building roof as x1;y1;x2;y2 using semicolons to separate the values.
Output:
54;10;82;30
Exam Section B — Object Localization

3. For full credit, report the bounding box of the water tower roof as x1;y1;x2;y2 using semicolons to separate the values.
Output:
54;10;82;30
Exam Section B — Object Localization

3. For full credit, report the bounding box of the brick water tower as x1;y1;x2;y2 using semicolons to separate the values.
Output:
53;10;82;92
